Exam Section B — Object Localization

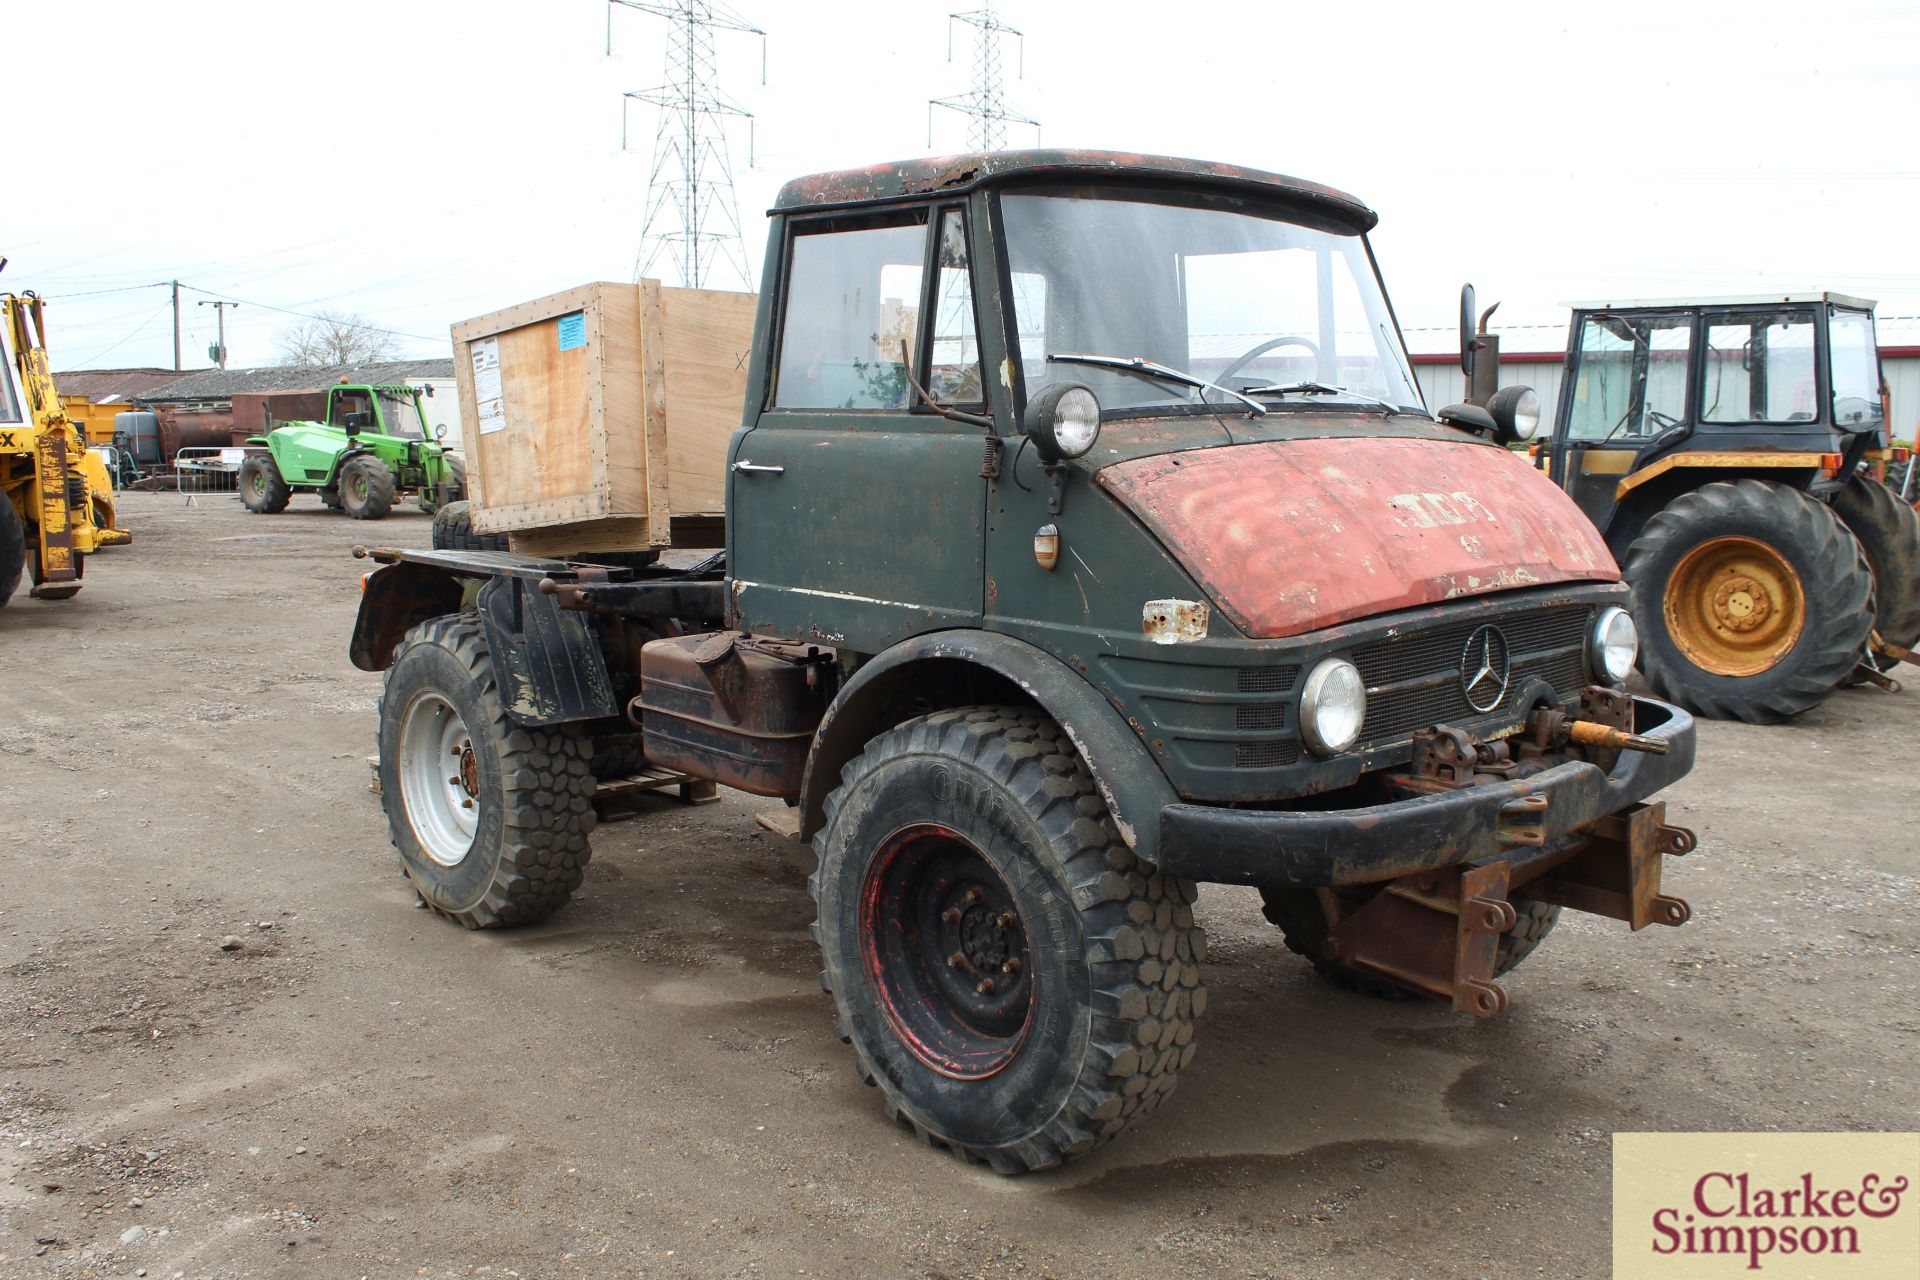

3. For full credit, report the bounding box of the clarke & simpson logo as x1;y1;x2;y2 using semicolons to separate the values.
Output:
1614;1133;1919;1279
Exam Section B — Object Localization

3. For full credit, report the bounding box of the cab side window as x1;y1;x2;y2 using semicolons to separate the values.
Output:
0;359;20;423
774;217;928;410
1701;313;1816;423
927;210;983;405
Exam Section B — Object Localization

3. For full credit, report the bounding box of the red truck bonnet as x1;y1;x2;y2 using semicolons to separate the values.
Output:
1095;435;1618;639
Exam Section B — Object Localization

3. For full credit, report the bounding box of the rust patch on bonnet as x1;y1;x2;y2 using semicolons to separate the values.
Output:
1097;437;1616;639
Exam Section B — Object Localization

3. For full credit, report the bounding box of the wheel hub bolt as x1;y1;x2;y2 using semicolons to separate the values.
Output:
941;908;963;924
947;952;967;970
996;912;1016;929
962;888;983;906
976;978;996;995
1002;957;1021;976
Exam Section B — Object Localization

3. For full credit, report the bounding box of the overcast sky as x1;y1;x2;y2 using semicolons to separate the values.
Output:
10;1;1918;372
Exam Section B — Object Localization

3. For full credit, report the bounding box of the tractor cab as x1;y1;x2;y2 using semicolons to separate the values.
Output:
1547;294;1886;542
327;383;429;440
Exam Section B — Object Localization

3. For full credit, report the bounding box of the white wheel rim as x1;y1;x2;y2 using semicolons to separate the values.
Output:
398;691;479;867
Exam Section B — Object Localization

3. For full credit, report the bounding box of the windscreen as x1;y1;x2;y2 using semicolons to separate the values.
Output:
379;393;425;439
1000;190;1422;414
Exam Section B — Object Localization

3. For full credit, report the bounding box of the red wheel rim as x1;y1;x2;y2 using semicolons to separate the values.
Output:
860;823;1034;1081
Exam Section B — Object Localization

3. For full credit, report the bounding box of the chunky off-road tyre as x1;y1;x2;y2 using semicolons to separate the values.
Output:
0;496;24;607
1259;888;1559;1000
430;500;509;552
339;455;396;520
377;614;596;928
1831;475;1920;651
1622;479;1872;722
811;706;1206;1174
238;453;291;514
423;452;468;516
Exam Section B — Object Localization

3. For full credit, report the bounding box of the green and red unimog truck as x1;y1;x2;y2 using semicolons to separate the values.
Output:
348;150;1700;1173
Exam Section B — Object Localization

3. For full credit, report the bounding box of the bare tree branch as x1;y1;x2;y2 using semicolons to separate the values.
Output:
276;310;399;367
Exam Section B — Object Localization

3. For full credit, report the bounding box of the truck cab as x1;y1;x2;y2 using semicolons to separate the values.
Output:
349;151;1701;1174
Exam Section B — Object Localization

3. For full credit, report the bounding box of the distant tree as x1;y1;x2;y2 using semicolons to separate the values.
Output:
276;310;398;367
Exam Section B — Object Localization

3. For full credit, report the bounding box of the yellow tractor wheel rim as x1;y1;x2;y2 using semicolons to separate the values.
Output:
1665;536;1806;677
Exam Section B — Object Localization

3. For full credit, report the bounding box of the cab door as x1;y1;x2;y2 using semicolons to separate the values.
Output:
729;205;989;650
1549;311;1695;532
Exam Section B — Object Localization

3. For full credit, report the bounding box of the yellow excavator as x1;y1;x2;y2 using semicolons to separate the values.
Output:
1;266;130;605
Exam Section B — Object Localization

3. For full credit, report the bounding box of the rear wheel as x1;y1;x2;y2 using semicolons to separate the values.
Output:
0;496;24;606
238;454;291;514
430;499;509;551
340;456;396;520
377;614;596;928
1831;475;1920;650
1623;479;1872;722
812;706;1205;1173
1259;887;1560;1000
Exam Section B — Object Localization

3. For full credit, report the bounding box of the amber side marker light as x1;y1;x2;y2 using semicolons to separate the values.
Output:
1033;524;1060;571
1820;452;1844;475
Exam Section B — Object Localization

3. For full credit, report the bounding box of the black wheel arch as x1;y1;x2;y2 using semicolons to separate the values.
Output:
326;446;380;488
798;629;1180;868
350;562;467;671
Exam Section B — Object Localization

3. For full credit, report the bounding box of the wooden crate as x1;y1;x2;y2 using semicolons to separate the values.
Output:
452;280;756;551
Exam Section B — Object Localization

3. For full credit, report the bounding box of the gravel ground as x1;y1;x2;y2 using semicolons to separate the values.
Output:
0;490;1914;1279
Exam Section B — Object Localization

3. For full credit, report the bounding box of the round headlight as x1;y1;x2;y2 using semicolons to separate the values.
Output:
1591;606;1639;683
1300;657;1367;756
1023;383;1101;462
1485;384;1542;442
1052;386;1101;458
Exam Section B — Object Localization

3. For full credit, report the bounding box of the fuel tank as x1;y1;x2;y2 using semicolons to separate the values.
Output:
1095;435;1615;639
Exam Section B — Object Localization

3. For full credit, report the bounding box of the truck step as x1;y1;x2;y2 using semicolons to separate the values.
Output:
753;807;802;841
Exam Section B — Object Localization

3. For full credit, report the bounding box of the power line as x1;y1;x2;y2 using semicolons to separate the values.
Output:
69;298;175;367
178;284;446;345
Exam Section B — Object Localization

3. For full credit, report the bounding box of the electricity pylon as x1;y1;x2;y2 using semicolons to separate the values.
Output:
928;5;1039;153
608;1;765;291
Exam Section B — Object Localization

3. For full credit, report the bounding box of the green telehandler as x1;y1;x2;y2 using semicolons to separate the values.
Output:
239;382;467;520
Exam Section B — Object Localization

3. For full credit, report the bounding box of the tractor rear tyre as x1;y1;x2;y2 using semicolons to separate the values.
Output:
1831;475;1920;651
1259;887;1560;1001
238;453;291;514
430;500;509;552
1622;479;1872;722
377;614;596;928
0;496;24;607
812;706;1205;1173
340;456;396;520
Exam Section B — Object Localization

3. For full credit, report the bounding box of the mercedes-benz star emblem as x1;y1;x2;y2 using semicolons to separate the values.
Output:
1459;625;1511;714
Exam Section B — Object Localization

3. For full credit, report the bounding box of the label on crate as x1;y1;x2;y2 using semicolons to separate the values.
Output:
556;311;587;352
471;338;506;435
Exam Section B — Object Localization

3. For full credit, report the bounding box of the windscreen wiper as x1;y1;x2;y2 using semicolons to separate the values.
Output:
1047;353;1267;416
1242;380;1419;416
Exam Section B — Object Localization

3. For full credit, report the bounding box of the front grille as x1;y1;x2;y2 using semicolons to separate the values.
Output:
1235;702;1288;731
1235;740;1300;769
1353;604;1592;747
1237;665;1300;693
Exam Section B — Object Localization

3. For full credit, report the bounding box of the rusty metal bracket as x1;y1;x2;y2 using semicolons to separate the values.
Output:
1332;860;1517;1018
1496;791;1549;848
1528;800;1691;930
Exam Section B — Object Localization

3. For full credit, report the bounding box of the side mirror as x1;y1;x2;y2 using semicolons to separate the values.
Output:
422;384;435;398
343;411;371;434
1023;383;1101;464
1459;283;1478;379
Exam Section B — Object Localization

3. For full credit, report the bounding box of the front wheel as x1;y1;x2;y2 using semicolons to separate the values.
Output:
377;614;596;928
812;706;1206;1173
238;453;291;514
339;456;396;520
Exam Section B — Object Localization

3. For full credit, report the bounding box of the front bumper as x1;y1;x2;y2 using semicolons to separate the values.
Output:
1157;696;1696;888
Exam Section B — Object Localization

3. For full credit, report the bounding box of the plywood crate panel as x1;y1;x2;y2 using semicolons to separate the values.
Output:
452;280;755;549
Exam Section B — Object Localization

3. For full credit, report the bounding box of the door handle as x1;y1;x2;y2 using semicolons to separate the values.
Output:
732;461;785;475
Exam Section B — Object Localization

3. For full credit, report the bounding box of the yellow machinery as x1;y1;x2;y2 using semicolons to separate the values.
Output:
1;281;129;605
